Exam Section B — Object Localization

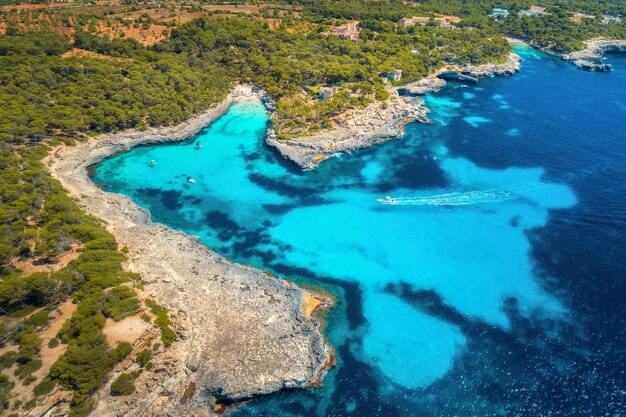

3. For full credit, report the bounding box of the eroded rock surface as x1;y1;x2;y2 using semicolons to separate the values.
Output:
564;38;626;71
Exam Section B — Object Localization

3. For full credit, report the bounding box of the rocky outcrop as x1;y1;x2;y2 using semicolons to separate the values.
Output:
47;84;331;417
266;88;418;169
398;77;447;96
564;38;626;72
458;53;521;78
438;71;479;83
267;53;521;169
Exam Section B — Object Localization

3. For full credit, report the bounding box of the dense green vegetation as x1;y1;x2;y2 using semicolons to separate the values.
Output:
0;31;230;142
110;371;140;396
0;144;174;414
288;0;625;54
157;17;508;135
418;0;626;53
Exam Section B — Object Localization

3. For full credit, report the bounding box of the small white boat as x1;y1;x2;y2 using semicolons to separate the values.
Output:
376;195;395;204
150;159;157;166
187;177;196;184
196;142;203;149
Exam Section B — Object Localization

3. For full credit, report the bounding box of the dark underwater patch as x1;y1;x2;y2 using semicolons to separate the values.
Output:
391;156;448;190
262;203;297;215
137;188;183;210
206;210;239;232
384;281;626;416
248;173;314;197
183;195;203;205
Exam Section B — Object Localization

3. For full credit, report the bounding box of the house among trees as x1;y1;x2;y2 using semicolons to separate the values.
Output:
570;12;595;23
326;21;361;41
319;86;339;101
519;6;549;17
489;8;509;19
398;16;431;27
602;15;623;24
386;69;403;81
398;15;460;29
434;15;462;29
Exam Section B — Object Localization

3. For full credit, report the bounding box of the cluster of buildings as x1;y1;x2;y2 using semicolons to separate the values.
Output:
570;12;595;23
489;6;622;24
489;8;509;19
325;21;361;41
602;15;623;24
398;15;461;30
385;68;403;81
318;85;340;101
518;6;549;17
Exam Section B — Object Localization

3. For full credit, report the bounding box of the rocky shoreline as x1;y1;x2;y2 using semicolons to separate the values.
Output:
266;53;521;169
562;38;626;72
47;84;332;417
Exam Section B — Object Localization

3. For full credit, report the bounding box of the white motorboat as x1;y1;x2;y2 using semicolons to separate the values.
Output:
376;195;395;204
187;177;196;184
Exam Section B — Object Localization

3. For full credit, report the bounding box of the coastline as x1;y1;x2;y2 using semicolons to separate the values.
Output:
563;37;626;71
265;52;521;169
513;36;626;72
46;84;332;416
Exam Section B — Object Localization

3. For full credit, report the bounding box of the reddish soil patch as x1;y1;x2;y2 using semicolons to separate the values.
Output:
61;47;127;60
12;244;82;275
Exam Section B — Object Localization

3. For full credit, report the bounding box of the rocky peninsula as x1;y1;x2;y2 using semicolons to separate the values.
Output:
47;85;331;417
266;53;521;169
562;37;626;71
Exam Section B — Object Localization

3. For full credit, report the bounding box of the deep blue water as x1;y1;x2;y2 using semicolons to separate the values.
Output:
92;44;626;416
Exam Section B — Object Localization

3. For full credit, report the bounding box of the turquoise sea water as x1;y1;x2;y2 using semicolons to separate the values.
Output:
93;44;626;416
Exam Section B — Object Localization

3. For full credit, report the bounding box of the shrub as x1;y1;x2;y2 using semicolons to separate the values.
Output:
102;287;140;321
24;311;50;328
48;337;59;348
14;359;42;379
0;375;14;412
23;398;36;410
34;379;56;396
16;331;41;363
145;299;176;347
0;351;17;370
114;342;132;361
110;372;140;396
136;349;151;368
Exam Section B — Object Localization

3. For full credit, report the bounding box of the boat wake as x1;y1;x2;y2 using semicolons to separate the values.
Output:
378;186;531;207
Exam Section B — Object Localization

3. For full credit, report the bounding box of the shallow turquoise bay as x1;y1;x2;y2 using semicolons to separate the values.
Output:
93;44;626;416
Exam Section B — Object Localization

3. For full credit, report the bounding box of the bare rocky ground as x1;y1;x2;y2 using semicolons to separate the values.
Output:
563;37;626;71
47;85;331;417
266;53;521;169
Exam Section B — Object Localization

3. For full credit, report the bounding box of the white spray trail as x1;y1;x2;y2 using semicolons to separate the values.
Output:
378;185;536;207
